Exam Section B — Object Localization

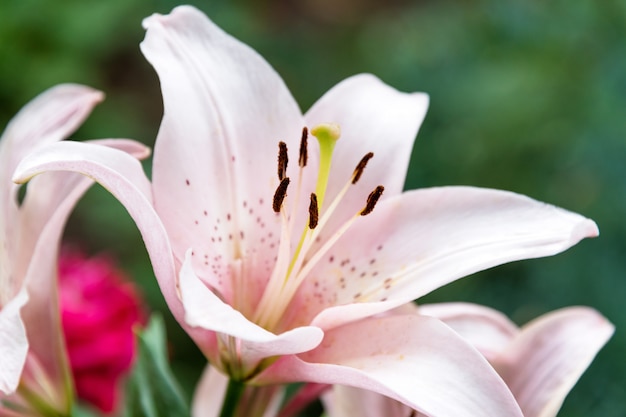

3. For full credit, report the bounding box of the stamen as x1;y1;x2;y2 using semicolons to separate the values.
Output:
299;127;308;167
272;177;290;212
352;152;374;184
360;185;384;216
308;193;319;229
277;141;288;180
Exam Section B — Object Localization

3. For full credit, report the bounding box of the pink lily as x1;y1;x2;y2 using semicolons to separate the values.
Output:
322;304;613;417
0;85;149;414
13;6;599;416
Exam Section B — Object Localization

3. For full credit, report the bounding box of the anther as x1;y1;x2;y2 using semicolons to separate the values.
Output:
273;177;290;212
360;185;384;216
308;193;319;229
299;127;308;167
277;141;288;180
352;152;374;184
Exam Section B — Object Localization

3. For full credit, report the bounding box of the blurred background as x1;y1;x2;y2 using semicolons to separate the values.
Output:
1;0;624;415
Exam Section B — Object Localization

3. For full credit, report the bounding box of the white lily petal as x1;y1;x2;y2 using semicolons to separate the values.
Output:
322;385;414;417
0;84;103;179
0;289;28;394
191;366;228;417
17;172;93;399
13;139;151;396
15;139;149;376
257;314;523;417
141;5;311;303
305;74;428;234
12;141;185;325
1;84;103;301
419;302;519;361
180;250;323;369
14;139;148;249
0;84;106;398
298;186;597;330
495;307;614;417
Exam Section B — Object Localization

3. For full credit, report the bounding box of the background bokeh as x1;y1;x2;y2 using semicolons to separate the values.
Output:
1;0;624;415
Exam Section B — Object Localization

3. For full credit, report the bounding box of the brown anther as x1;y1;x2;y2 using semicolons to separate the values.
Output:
277;141;288;180
352;152;374;184
360;185;384;216
299;127;308;167
308;193;319;229
272;177;290;212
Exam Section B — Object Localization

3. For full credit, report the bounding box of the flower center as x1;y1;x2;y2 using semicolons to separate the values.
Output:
253;123;384;331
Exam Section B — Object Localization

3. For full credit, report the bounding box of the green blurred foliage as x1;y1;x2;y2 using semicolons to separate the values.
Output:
1;0;624;415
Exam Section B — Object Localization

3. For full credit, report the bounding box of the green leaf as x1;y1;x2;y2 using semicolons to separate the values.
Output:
122;315;190;417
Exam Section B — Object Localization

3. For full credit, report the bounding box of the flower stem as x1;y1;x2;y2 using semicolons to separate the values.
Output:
219;379;246;417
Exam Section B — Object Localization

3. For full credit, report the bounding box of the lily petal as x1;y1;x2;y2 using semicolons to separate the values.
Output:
12;141;185;327
418;302;519;361
494;307;614;417
15;140;150;401
141;5;310;303
299;186;597;330
0;289;28;394
0;84;103;178
322;385;414;417
256;314;523;417
0;84;105;398
191;366;228;417
305;74;428;233
180;250;323;371
1;84;103;300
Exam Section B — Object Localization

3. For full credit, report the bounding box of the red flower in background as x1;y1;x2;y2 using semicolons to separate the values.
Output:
58;248;145;413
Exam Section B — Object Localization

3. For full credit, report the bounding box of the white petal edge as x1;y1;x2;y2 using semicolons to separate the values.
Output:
0;288;28;394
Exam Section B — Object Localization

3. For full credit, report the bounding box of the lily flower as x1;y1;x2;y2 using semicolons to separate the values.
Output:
0;85;149;415
13;6;599;416
322;304;613;417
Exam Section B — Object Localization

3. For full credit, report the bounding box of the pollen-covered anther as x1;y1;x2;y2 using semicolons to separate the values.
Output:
352;152;374;184
299;127;308;167
308;193;319;229
273;177;290;212
277;141;288;180
360;185;384;216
